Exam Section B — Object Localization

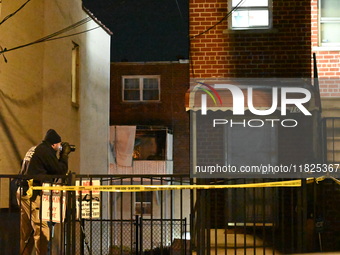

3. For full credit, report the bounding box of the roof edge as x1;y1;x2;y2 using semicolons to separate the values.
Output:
82;6;113;36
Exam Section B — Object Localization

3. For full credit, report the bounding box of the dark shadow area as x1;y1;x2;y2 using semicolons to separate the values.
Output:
0;209;20;254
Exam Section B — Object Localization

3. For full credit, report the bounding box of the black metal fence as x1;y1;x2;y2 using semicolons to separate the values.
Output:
75;218;187;255
0;174;191;255
1;173;340;254
191;178;313;255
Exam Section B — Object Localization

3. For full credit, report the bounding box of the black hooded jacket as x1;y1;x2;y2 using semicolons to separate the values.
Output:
21;140;68;180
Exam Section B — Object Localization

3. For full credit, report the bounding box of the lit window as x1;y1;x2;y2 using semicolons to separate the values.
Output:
319;0;340;46
71;42;80;106
122;76;160;102
133;129;172;160
229;0;272;30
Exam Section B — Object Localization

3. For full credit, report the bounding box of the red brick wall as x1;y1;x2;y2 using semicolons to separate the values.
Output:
190;0;312;78
318;78;340;97
311;0;318;48
110;62;190;174
314;52;340;78
189;2;340;252
311;0;340;97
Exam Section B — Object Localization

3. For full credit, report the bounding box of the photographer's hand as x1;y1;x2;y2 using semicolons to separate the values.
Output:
61;142;71;156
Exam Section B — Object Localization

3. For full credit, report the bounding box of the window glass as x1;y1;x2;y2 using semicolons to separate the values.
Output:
136;192;152;203
321;0;340;17
124;90;140;101
125;78;139;89
143;90;159;100
143;78;158;89
230;0;271;30
71;43;79;106
320;0;340;45
232;10;269;28
135;192;152;215
321;23;340;44
133;130;166;160
123;76;160;102
143;78;159;100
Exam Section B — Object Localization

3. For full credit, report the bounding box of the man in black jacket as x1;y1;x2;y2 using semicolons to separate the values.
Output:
17;129;71;255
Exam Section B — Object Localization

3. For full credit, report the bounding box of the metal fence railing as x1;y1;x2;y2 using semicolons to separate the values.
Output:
77;218;187;255
0;174;191;255
2;173;340;254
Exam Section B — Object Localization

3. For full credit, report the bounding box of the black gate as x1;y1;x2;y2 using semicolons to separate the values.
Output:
2;173;340;254
77;217;187;255
68;174;191;255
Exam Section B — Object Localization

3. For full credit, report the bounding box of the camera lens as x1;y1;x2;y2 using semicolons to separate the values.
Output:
70;145;76;152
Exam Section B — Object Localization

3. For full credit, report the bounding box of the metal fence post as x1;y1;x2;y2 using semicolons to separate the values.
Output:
65;172;76;255
135;214;139;255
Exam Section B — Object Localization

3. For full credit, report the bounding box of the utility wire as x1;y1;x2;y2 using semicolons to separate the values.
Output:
0;45;7;62
0;0;32;26
189;0;245;78
0;17;93;55
174;0;184;20
190;0;245;39
44;26;100;42
31;17;92;44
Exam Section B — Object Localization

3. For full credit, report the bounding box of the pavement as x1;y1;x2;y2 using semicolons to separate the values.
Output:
200;230;340;255
192;249;340;255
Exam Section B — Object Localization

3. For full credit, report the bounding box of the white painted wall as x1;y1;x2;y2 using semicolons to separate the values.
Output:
0;0;111;177
0;0;45;174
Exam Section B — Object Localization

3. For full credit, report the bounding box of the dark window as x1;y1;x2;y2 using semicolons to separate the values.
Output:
123;76;160;102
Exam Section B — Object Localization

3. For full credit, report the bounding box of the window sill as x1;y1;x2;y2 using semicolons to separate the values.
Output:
223;28;278;34
313;46;340;52
122;101;161;104
72;102;79;108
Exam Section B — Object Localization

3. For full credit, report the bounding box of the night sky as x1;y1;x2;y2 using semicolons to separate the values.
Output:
83;0;189;62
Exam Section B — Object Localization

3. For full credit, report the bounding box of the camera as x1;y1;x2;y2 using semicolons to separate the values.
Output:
60;143;76;152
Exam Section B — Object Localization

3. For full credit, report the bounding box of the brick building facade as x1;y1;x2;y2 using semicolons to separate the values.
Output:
189;0;311;79
311;0;340;114
188;0;319;174
188;0;340;252
110;62;190;174
311;0;340;80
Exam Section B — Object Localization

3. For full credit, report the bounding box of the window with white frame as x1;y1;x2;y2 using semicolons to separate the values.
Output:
122;76;160;102
319;0;340;46
71;42;80;106
229;0;272;30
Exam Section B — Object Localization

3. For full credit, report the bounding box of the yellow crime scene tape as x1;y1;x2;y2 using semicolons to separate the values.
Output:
26;179;317;198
